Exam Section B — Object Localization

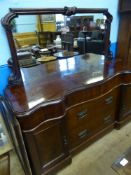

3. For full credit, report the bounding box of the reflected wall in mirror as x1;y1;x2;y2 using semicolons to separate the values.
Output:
12;15;38;49
2;7;112;84
12;13;107;51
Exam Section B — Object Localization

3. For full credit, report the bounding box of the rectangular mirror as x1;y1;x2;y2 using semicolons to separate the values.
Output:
12;13;106;52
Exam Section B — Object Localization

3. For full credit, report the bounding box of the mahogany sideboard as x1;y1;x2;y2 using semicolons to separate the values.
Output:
2;53;131;175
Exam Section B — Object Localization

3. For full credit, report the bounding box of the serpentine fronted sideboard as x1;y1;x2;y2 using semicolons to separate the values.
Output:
3;53;131;175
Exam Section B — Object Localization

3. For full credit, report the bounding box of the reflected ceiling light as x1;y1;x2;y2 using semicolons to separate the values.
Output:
86;76;103;84
101;55;105;60
120;158;128;167
21;70;25;82
28;97;45;109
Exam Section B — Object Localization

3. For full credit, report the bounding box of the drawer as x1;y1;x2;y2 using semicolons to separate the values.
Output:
67;89;117;131
95;90;117;114
68;111;114;149
67;101;95;130
94;111;115;130
68;124;93;149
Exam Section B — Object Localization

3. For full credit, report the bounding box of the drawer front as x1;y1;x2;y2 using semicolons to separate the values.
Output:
67;101;94;131
67;89;118;150
68;124;93;149
95;90;117;114
94;111;115;130
68;111;114;149
67;89;117;132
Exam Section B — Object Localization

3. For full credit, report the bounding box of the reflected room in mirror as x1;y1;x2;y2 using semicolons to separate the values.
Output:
2;7;112;83
12;13;107;52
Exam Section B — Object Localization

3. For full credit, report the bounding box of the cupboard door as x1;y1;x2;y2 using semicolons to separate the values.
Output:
23;118;70;175
119;85;131;120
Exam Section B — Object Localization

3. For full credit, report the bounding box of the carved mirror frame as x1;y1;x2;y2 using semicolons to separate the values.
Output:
1;7;112;85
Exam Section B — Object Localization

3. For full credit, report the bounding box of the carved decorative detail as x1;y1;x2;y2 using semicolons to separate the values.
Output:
1;12;18;29
8;73;22;85
103;11;113;23
64;6;77;16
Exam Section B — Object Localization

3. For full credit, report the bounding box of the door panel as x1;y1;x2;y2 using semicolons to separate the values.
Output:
23;119;69;175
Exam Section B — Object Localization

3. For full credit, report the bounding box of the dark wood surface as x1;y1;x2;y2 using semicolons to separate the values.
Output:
3;53;130;114
3;53;131;175
2;4;131;175
4;54;104;114
117;0;131;68
119;0;131;13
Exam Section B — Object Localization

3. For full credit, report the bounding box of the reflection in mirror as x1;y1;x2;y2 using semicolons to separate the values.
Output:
70;13;106;55
11;13;106;68
12;13;106;47
12;15;38;49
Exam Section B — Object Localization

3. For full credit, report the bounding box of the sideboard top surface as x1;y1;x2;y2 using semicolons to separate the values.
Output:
4;53;129;115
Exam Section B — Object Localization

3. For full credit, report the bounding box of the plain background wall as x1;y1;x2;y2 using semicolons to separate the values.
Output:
0;0;119;65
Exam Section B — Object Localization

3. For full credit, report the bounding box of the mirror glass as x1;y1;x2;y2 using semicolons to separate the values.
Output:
11;13;106;67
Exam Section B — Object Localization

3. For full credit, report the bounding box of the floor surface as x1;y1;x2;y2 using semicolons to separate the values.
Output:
112;147;131;175
10;122;131;175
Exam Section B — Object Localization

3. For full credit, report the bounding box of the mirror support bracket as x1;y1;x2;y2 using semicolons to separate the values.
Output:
103;11;113;60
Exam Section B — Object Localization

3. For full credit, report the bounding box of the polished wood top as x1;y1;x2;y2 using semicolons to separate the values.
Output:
4;53;129;115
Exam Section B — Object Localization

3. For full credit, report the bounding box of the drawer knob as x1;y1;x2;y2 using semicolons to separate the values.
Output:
104;115;112;124
77;110;87;119
105;96;113;104
78;129;89;139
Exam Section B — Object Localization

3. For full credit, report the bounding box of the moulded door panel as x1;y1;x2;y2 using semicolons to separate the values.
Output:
23;119;69;175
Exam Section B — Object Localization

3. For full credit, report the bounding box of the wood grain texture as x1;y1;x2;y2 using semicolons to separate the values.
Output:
119;0;131;13
4;53;131;116
117;0;131;69
3;53;131;175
